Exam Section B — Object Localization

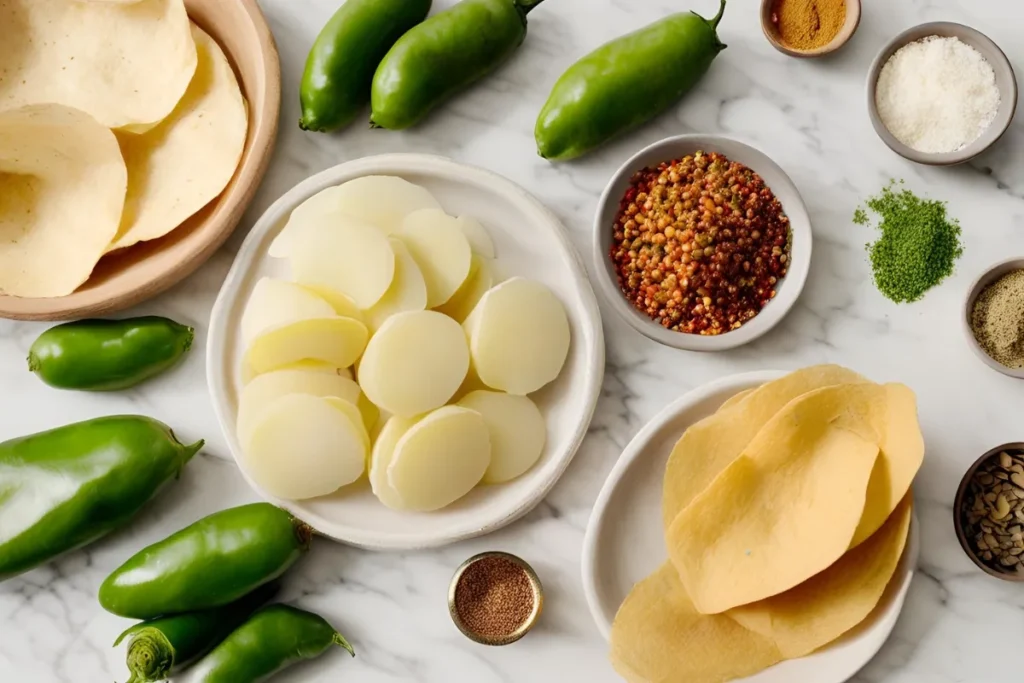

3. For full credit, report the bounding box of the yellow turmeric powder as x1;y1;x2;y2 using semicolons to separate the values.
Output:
772;0;846;51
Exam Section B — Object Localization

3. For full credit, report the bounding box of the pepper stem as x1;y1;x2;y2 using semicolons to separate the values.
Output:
293;518;315;551
181;439;204;463
333;632;356;656
709;0;727;29
122;629;174;683
515;0;546;15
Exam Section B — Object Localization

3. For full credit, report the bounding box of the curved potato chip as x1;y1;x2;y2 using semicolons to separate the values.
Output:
727;493;913;658
716;388;753;413
610;562;782;683
0;0;196;130
109;23;247;251
667;384;889;614
0;104;127;298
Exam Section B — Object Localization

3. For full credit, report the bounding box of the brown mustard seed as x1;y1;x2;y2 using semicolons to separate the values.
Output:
454;556;535;638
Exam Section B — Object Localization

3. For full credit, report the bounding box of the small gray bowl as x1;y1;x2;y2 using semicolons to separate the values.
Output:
963;257;1024;379
867;22;1018;166
592;135;812;352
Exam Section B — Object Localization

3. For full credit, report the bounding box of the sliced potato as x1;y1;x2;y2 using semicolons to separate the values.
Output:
397;209;472;307
358;311;469;418
290;216;395;308
457;390;546;484
243;393;366;500
435;255;494;322
365;238;428;331
369;415;417;510
323;397;371;456
357;393;382;434
240;278;335;347
241;360;352;385
463;277;570;395
387;406;491;512
236;367;362;448
456;215;495;258
244;317;368;375
302;286;364;322
269;176;441;257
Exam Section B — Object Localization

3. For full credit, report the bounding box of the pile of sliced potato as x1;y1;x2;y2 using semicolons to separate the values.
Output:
236;176;571;511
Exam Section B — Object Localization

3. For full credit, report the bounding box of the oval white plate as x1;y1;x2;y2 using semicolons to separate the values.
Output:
208;154;605;550
582;371;919;682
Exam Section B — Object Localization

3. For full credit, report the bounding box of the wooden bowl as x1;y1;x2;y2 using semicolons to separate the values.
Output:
953;443;1024;581
0;0;281;321
760;0;862;58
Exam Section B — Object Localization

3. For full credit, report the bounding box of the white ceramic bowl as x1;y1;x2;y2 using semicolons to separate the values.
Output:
581;371;919;682
593;135;812;351
208;154;605;550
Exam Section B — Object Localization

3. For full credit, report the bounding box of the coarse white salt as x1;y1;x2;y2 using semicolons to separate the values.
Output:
875;35;1001;154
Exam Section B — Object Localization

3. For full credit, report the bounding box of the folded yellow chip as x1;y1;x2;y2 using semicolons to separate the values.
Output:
727;493;913;658
610;562;782;683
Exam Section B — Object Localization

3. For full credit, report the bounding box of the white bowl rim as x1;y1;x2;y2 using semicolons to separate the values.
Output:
591;134;813;352
207;152;606;549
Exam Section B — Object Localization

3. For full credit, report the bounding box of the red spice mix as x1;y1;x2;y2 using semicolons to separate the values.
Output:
610;151;791;335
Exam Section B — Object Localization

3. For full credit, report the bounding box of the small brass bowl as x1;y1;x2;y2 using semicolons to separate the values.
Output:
448;551;544;646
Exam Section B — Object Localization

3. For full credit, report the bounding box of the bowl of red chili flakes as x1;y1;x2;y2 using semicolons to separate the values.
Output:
594;135;812;351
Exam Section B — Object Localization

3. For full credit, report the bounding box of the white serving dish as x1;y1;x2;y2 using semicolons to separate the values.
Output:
581;371;919;682
593;135;813;351
208;154;605;550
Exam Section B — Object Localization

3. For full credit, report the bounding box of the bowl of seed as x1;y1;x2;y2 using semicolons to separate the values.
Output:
964;257;1024;379
955;444;1024;580
448;551;544;646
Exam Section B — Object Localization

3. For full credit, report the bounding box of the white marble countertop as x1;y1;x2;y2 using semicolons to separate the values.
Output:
2;0;1023;681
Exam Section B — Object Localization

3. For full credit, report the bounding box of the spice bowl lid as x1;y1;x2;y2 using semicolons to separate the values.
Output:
448;551;544;646
866;22;1018;166
759;0;861;58
954;443;1024;581
592;134;812;352
962;257;1024;380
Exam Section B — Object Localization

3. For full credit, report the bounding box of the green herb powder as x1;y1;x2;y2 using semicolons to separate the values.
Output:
854;181;963;303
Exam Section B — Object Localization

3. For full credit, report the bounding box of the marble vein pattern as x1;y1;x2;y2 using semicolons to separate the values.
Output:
2;0;1024;681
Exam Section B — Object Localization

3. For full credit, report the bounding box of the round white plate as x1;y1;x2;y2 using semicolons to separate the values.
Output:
208;154;605;550
582;371;919;682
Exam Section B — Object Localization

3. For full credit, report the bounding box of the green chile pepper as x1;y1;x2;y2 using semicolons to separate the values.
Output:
0;416;201;580
535;0;728;161
28;316;194;391
115;583;278;683
189;605;354;683
370;0;546;130
299;0;433;132
99;503;311;619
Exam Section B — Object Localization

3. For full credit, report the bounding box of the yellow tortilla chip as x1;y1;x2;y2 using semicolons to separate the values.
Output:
109;23;248;251
610;562;782;683
728;493;913;658
716;388;753;413
667;384;889;614
0;0;196;130
662;365;866;530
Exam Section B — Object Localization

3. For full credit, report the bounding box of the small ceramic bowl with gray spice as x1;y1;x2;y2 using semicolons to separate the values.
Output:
963;257;1024;380
954;443;1024;581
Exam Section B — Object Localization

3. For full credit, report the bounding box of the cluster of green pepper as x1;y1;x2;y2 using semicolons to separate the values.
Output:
2;317;351;682
300;0;728;160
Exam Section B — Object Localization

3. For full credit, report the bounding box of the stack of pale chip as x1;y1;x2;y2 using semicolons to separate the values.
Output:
0;0;248;298
610;365;924;683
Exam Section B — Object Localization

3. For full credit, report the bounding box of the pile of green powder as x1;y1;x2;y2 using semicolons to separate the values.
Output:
971;270;1024;369
853;181;964;303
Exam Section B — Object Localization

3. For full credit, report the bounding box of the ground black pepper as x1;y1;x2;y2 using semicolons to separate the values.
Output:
454;556;535;638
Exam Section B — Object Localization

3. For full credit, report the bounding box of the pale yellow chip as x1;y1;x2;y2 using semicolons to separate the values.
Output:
0;104;127;298
716;388;753;413
662;365;867;530
727;493;912;658
109;23;247;251
0;0;196;130
667;383;889;614
610;562;782;683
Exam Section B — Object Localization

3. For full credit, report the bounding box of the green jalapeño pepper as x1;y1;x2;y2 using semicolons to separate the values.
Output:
370;0;546;130
299;0;433;132
99;503;311;619
189;605;354;682
536;0;728;161
115;583;278;683
28;316;194;391
0;416;201;580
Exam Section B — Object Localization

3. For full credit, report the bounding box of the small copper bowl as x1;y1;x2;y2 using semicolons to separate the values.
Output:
760;0;862;58
954;442;1024;581
447;551;544;646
